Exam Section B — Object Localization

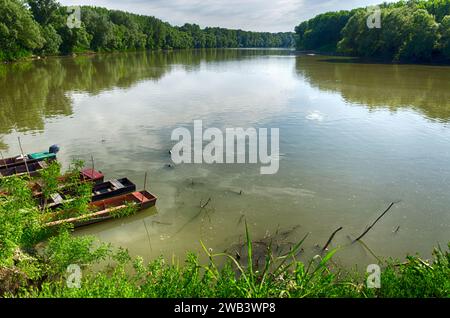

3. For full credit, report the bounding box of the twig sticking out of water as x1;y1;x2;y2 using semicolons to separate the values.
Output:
91;155;95;174
357;239;382;263
144;172;148;191
142;219;153;252
200;197;211;209
17;137;30;177
152;221;172;226
393;225;400;234
353;201;399;243
322;227;343;252
237;214;245;225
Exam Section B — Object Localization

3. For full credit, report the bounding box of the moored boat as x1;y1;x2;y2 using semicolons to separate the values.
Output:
30;168;106;198
41;178;137;209
91;178;136;201
0;145;59;170
45;190;157;228
0;161;49;178
80;168;104;184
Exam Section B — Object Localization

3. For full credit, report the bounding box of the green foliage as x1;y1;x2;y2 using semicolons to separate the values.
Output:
296;0;450;62
397;9;439;61
0;176;41;266
43;229;110;277
441;15;450;58
110;202;138;219
58;25;92;54
295;11;352;52
39;24;62;55
363;243;450;297
1;1;294;61
0;0;45;61
39;160;61;204
17;225;450;298
27;0;60;26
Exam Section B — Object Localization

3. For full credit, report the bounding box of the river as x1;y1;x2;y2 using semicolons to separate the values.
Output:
1;49;449;268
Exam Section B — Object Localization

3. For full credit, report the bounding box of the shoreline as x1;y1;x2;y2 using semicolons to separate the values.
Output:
295;50;450;66
4;48;450;67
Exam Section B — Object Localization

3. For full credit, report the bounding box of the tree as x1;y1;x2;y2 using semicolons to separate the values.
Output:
1;0;294;61
27;0;60;25
397;9;439;61
295;11;352;52
58;25;92;54
82;9;115;51
440;15;450;59
0;0;44;60
297;0;450;62
40;24;62;54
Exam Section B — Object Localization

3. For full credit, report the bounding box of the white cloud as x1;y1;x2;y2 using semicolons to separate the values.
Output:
59;0;394;32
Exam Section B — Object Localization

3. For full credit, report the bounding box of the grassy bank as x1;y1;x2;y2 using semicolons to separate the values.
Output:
0;162;449;298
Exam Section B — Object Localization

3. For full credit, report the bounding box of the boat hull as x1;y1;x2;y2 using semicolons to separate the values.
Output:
42;178;137;209
0;161;51;178
45;190;157;228
0;152;56;170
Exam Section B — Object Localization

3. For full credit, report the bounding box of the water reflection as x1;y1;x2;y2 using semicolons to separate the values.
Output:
295;56;450;122
0;49;293;148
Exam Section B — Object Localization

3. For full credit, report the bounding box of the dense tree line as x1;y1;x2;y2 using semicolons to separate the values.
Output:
295;0;450;62
0;0;294;61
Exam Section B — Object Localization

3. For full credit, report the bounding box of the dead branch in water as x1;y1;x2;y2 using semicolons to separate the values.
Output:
237;214;245;225
152;221;172;226
322;227;343;252
353;201;399;243
357;239;382;263
200;197;211;209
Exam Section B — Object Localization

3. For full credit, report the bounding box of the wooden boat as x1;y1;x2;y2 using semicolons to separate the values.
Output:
45;190;157;228
0;161;49;178
42;178;136;209
30;169;106;198
80;168;104;184
91;178;136;201
1;149;58;170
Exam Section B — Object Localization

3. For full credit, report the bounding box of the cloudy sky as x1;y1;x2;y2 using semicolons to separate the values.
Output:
59;0;392;32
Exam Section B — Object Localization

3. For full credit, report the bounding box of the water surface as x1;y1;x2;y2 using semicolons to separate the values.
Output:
1;49;449;268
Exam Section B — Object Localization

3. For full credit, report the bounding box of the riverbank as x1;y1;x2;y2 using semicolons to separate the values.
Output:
5;230;450;298
295;50;450;66
294;1;450;64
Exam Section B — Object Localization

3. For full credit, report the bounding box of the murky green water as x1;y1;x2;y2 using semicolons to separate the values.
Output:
1;49;449;268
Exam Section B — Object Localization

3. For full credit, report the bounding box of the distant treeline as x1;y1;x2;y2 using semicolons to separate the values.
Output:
0;0;294;61
295;0;450;62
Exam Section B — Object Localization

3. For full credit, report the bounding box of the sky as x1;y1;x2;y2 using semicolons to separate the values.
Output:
59;0;394;32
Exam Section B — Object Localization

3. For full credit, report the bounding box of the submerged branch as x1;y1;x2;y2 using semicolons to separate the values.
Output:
353;201;399;243
322;227;343;252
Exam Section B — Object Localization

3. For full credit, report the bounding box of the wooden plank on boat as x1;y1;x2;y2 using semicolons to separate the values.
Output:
50;193;64;205
110;179;124;190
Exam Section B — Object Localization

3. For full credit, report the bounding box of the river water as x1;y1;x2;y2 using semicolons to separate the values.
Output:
1;49;449;268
